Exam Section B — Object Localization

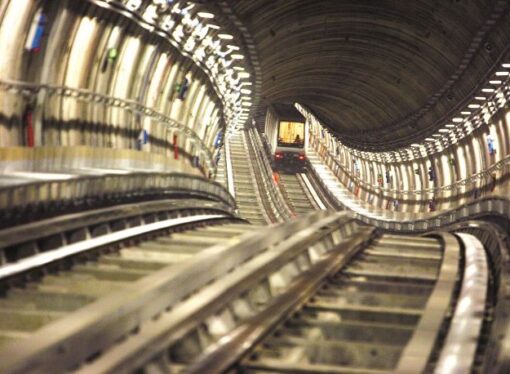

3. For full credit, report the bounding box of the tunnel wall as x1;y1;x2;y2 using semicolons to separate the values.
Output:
0;0;242;177
295;63;510;214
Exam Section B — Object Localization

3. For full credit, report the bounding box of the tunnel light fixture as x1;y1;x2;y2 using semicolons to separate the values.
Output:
502;63;510;68
207;24;220;30
242;102;252;107
231;54;244;60
241;89;252;94
481;88;495;93
433;134;442;137
452;117;463;123
238;72;250;79
461;111;471;115
425;138;435;142
233;66;245;71
197;12;214;19
218;33;234;40
490;80;502;85
474;96;486;101
227;45;240;50
411;144;420;147
439;129;449;133
468;104;481;109
495;71;509;76
445;124;455;128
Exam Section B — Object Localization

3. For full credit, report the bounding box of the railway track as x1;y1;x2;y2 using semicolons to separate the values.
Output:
0;212;363;373
278;173;318;215
0;199;247;351
178;233;466;374
228;132;269;225
0;208;498;373
5;211;491;374
238;235;452;373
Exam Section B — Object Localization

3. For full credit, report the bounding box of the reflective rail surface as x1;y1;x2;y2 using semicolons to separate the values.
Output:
0;211;498;373
0;211;338;373
0;217;252;372
186;233;461;374
0;171;236;226
247;128;294;221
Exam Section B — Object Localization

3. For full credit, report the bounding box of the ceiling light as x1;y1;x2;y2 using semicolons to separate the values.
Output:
468;104;481;108
445;124;455;128
502;63;510;68
197;12;214;19
495;71;509;76
460;111;471;115
218;33;234;40
207;24;220;30
474;96;486;101
482;88;495;93
452;117;463;123
439;129;449;133
231;54;244;60
490;80;502;85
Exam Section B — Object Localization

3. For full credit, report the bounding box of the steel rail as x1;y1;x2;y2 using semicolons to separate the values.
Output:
302;165;341;211
74;215;370;373
438;220;510;373
396;233;460;373
224;137;236;199
181;232;458;374
0;214;227;281
434;233;488;373
300;172;327;210
182;229;374;374
0;211;334;374
0;199;234;263
0;171;236;224
247;127;294;220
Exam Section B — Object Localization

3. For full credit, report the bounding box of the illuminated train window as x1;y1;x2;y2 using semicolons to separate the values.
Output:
278;121;305;148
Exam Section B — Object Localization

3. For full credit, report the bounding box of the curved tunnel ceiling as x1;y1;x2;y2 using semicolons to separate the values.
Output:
219;0;510;151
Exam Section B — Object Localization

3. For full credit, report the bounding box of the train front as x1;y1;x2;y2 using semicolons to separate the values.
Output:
265;104;307;173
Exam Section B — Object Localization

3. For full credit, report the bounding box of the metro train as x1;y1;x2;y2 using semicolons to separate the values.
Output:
264;104;307;172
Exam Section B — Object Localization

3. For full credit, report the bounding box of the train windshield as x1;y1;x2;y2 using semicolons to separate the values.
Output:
277;121;305;148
